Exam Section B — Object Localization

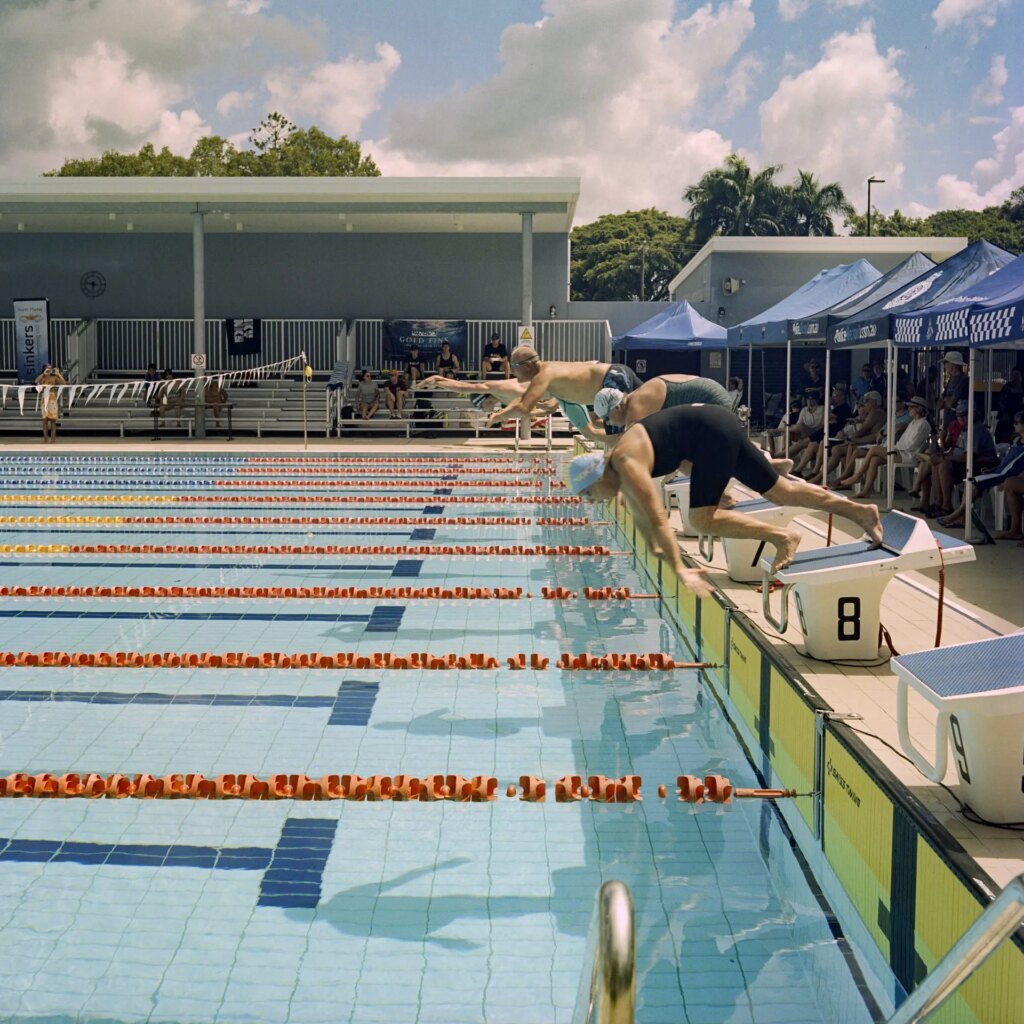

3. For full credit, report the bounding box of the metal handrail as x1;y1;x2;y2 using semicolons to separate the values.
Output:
887;873;1024;1023
573;880;635;1024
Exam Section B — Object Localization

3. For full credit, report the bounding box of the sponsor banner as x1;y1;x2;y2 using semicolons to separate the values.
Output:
382;319;467;362
829;315;884;347
13;298;50;384
726;622;762;740
225;318;261;357
768;665;817;833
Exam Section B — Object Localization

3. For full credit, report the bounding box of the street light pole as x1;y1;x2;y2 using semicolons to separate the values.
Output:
867;176;885;237
640;244;647;302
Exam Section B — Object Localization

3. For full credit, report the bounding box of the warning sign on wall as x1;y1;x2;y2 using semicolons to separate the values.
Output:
517;325;535;346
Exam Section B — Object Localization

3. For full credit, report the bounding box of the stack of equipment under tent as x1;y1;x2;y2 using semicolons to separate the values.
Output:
888;252;1024;540
726;259;881;431
612;301;727;379
825;239;1016;509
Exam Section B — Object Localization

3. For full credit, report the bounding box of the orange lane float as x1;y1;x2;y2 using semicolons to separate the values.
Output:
0;585;526;600
42;543;614;557
581;586;660;600
0;771;799;803
555;652;715;671
213;478;565;489
0;514;589;527
0;495;582;505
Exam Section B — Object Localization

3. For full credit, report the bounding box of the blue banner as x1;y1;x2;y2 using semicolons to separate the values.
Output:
382;319;467;362
13;298;50;383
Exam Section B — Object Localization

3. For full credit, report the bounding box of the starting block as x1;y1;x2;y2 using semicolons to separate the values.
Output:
662;474;699;537
894;634;1024;824
697;497;803;582
760;511;975;661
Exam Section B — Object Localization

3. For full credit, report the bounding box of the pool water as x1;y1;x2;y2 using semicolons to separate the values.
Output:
0;453;879;1024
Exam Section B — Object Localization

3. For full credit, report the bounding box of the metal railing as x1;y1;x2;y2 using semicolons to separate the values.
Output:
573;880;635;1024
886;873;1024;1023
0;318;81;375
352;318;611;373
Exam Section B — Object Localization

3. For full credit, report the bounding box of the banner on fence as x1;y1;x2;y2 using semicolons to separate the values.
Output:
382;319;467;362
13;298;50;383
225;318;261;356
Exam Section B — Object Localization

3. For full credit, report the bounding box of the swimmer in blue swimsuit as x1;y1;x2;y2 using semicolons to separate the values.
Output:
487;348;644;433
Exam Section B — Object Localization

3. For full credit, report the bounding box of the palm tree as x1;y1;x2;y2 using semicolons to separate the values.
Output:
683;155;786;244
785;170;855;236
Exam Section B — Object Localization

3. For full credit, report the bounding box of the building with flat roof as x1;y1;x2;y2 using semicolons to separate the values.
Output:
668;235;968;328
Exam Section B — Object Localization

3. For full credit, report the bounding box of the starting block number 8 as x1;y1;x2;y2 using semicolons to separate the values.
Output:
837;597;861;642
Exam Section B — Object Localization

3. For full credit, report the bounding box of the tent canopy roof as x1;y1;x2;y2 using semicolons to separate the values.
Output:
614;301;727;350
727;259;880;348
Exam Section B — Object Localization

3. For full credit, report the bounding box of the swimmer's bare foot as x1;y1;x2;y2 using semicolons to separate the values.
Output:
848;502;883;548
995;529;1023;540
771;458;794;477
771;528;802;572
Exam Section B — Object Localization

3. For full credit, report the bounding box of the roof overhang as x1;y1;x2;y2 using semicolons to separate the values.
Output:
0;176;580;234
668;235;969;293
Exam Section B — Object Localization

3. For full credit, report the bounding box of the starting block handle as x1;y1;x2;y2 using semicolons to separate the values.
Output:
698;533;715;562
896;678;950;783
761;571;790;633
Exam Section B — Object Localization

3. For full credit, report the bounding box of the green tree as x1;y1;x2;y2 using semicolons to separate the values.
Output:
924;208;1023;252
683;154;786;244
46;113;380;177
782;170;855;235
846;208;931;237
570;209;695;301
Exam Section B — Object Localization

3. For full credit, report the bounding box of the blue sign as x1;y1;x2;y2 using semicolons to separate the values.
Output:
382;319;467;362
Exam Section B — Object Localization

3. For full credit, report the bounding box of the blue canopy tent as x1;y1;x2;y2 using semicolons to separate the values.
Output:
613;301;727;379
726;259;881;443
825;240;1016;511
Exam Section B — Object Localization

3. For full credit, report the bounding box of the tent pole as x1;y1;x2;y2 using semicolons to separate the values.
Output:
784;339;792;453
986;348;993;423
747;343;753;436
964;350;976;544
823;348;832;482
886;341;896;510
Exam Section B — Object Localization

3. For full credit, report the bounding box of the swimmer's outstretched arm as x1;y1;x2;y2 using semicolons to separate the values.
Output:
487;367;553;426
618;460;712;597
417;374;497;393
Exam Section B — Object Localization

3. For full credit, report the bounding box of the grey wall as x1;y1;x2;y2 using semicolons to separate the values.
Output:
672;250;921;328
0;231;568;320
566;300;669;337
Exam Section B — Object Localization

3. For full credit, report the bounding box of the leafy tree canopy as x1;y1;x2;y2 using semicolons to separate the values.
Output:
47;113;380;177
570;209;695;301
846;205;1024;252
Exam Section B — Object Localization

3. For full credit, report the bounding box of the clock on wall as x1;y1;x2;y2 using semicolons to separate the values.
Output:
80;270;106;298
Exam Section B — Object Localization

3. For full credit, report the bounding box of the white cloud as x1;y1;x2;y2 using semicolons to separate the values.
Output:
934;106;1024;209
778;0;810;20
263;43;401;138
932;0;1010;35
972;54;1007;107
721;53;764;118
227;0;270;12
758;24;907;201
217;90;255;117
779;0;870;20
0;0;321;174
376;0;755;220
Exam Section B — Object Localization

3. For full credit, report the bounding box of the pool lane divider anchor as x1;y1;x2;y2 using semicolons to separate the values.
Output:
0;650;719;670
0;543;618;556
0;772;801;803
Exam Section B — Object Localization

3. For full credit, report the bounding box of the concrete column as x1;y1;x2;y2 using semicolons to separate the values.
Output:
521;211;533;333
192;210;207;439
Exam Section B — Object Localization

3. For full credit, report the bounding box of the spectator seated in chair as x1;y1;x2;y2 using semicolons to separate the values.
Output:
838;395;931;498
384;369;408;419
356;369;380;420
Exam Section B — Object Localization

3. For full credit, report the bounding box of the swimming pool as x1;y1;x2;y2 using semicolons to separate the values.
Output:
0;452;886;1023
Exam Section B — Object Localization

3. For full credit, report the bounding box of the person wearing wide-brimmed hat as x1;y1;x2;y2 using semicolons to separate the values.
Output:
938;350;969;429
837;396;931;499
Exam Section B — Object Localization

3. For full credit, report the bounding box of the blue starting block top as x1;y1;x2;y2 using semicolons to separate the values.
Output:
893;634;1024;700
732;497;776;514
765;511;974;579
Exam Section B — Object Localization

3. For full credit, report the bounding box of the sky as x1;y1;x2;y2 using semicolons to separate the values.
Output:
1;0;1021;225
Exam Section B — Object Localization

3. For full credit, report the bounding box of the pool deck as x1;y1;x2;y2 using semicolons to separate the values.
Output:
7;433;1024;894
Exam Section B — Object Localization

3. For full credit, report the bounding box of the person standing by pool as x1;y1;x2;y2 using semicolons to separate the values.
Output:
566;404;882;595
486;347;642;436
35;364;65;444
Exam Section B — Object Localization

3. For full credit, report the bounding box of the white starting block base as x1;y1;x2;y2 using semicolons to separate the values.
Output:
698;497;802;582
894;634;1024;824
761;511;976;661
663;474;699;537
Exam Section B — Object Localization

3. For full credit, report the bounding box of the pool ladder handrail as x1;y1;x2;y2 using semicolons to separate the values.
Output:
886;872;1024;1023
573;880;635;1024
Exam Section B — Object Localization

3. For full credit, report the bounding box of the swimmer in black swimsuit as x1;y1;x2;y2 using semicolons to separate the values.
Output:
566;404;882;595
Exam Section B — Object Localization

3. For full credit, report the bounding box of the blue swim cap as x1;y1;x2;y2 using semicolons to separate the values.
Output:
566;452;607;495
